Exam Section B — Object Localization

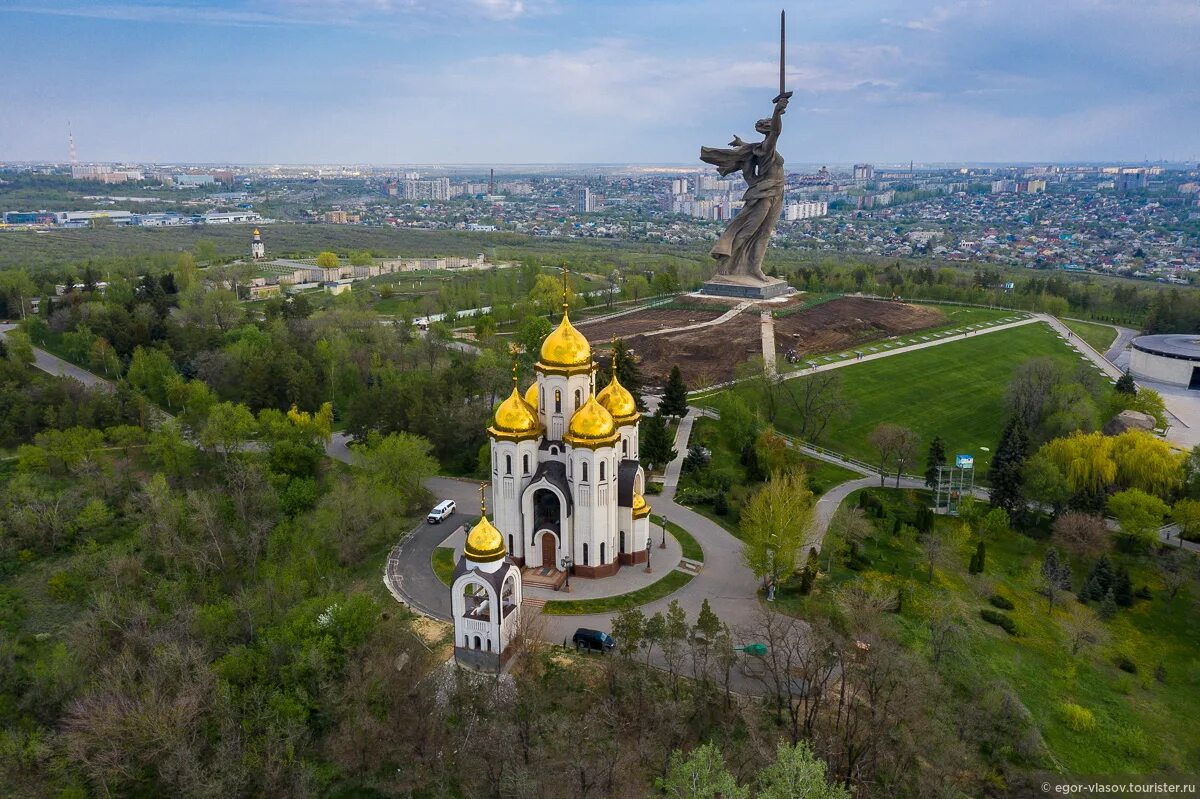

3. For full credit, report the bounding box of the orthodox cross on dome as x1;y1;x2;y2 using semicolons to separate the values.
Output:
561;267;570;310
610;337;619;378
508;343;521;386
479;482;488;516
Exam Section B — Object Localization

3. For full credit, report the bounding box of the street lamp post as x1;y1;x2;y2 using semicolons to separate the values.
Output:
644;537;653;573
660;515;668;549
560;555;574;592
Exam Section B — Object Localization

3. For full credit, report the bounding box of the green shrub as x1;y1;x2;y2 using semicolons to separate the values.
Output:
1061;702;1097;732
645;482;663;495
979;608;1017;635
1115;654;1138;674
712;490;729;516
988;595;1014;610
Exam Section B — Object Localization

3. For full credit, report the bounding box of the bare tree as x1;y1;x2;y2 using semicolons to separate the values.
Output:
1005;357;1065;430
867;423;918;487
826;505;874;571
1058;603;1109;656
783;371;850;445
1051;511;1110;559
918;530;946;583
926;600;965;666
1158;548;1196;602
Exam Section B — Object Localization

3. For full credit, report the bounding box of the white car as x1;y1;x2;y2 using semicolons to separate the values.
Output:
427;500;456;524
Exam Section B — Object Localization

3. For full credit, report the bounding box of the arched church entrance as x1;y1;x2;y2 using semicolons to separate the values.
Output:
540;532;557;570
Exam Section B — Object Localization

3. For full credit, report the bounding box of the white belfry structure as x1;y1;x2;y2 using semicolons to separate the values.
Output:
452;486;523;671
250;227;265;260
486;278;652;582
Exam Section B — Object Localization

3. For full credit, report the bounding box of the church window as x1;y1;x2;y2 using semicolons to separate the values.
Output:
600;543;606;564
600;462;606;481
574;388;581;409
508;534;514;553
583;543;589;566
620;531;626;553
486;638;492;652
523;454;530;474
622;439;628;457
555;389;562;413
582;462;588;482
505;454;512;475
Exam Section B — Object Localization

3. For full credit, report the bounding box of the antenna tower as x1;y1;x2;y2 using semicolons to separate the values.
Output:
68;121;77;167
489;167;495;195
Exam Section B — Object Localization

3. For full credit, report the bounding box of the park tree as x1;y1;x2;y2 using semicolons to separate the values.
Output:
1170;498;1200;547
358;431;439;513
925;435;946;488
1110;430;1183;496
316;251;339;268
1114;370;1136;395
611;607;645;658
1041;431;1116;500
200;401;257;461
825;504;872;571
717;393;760;454
968;540;986;574
656;742;746;799
623;274;650;301
1023;450;1071;518
349;250;372;266
641;414;676;471
611;338;646;410
529;273;576;315
1039;546;1073;612
1107;488;1168;550
741;470;816;591
780;371;848;446
1158;548;1196;602
1059;603;1108;656
4;327;34;365
660;365;689;418
755;741;851;799
989;416;1029;512
1080;554;1115;603
867;422;918;487
1052;511;1110;559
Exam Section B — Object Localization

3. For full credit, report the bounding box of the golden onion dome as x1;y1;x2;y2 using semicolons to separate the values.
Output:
252;227;261;236
632;491;651;519
464;514;505;562
538;306;592;374
596;372;639;426
524;381;539;411
564;395;619;448
489;384;541;441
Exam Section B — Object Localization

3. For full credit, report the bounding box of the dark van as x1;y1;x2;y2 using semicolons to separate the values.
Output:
572;628;615;653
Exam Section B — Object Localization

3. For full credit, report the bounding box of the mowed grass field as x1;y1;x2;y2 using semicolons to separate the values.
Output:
712;321;1109;475
1062;318;1120;354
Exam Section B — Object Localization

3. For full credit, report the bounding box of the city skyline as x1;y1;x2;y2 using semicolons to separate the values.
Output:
3;0;1199;165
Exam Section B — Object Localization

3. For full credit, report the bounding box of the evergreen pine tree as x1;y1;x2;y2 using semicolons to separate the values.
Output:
925;435;947;488
659;365;689;418
712;490;729;516
1082;554;1115;602
1113;567;1133;607
1099;587;1118;620
611;339;646;410
798;548;819;595
1114;370;1137;396
969;540;986;574
989;416;1029;512
641;414;677;471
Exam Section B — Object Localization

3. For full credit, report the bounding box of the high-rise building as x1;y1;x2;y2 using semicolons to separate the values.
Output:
577;187;595;213
853;163;874;181
401;177;451;201
670;178;688;195
783;201;828;221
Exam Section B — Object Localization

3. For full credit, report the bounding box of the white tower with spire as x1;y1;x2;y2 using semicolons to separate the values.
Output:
250;227;265;260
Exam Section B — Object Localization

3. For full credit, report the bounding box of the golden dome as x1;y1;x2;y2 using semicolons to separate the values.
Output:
564;395;619;448
524;381;539;411
597;372;639;426
489;384;541;441
252;228;260;236
632;491;651;519
464;514;505;562
538;307;592;375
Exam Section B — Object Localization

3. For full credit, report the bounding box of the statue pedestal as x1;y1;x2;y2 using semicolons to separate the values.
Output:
700;275;794;300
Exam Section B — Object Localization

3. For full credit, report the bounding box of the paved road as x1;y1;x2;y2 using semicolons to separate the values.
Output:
0;323;116;390
384;477;482;620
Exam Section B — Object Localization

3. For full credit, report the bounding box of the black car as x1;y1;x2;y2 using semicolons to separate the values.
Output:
572;628;615;653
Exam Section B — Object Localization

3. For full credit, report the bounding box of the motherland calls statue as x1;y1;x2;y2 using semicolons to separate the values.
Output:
699;11;795;300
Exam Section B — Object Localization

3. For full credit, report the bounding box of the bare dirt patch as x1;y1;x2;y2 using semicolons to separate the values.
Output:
624;297;945;389
577;306;727;341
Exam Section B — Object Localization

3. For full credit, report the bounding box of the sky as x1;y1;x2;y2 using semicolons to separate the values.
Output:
1;0;1198;165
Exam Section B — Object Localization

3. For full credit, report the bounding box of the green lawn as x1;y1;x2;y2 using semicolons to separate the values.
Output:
714;322;1107;475
1062;318;1119;354
542;570;693;615
649;514;703;561
781;488;1200;776
432;547;456;586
